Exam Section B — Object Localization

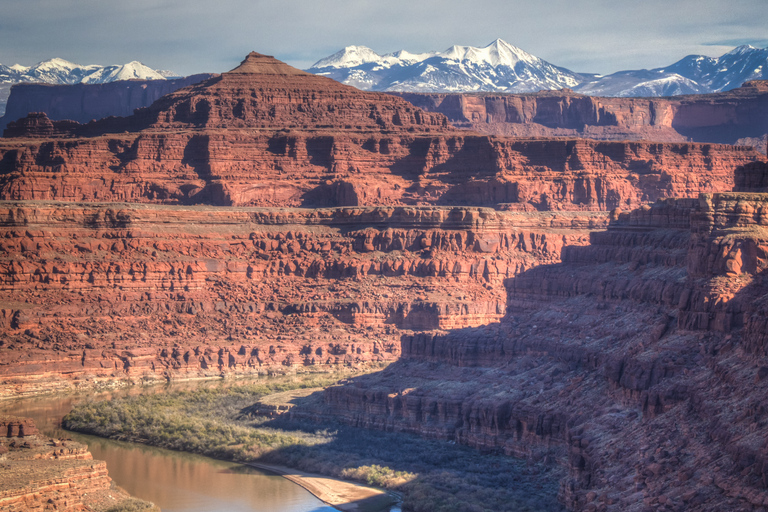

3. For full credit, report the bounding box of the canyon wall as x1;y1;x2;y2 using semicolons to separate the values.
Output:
0;128;763;210
0;202;601;396
394;79;768;147
307;193;768;511
3;51;768;511
0;74;215;133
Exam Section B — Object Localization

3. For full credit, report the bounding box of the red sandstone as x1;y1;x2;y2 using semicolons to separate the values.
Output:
394;80;768;147
0;416;150;512
0;53;765;210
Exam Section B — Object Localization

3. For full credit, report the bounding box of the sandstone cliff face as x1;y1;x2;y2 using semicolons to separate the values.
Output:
1;53;765;211
0;128;763;210
305;194;768;511
394;80;768;146
0;416;140;512
0;202;600;396
0;74;215;133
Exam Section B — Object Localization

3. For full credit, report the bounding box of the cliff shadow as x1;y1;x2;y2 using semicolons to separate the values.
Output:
243;386;565;512
181;134;212;179
734;161;768;191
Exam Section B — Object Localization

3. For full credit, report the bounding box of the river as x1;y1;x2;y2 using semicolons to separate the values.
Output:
0;384;348;512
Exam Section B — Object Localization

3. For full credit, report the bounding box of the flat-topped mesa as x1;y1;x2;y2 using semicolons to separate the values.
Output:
140;51;450;132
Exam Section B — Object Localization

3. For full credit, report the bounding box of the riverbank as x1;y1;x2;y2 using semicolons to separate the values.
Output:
63;373;565;512
249;462;399;512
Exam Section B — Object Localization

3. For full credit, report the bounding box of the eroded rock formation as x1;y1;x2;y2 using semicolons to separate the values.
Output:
0;415;148;512
305;194;768;511
2;51;768;511
0;74;215;133
0;202;602;396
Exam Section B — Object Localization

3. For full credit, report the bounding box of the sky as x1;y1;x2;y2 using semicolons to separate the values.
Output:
1;0;767;76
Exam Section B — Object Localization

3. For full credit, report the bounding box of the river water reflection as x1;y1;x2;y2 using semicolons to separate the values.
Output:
0;384;341;512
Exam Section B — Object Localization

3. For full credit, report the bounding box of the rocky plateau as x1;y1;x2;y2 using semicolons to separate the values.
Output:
1;51;768;511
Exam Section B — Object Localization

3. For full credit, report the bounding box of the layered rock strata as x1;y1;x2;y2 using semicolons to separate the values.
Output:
0;53;765;211
0;415;146;512
305;193;768;511
0;202;602;396
394;80;768;146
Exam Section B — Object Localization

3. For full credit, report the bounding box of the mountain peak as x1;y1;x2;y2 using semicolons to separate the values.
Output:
31;58;79;71
310;46;382;69
227;52;311;76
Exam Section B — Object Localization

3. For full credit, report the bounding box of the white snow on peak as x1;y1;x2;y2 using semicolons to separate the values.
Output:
309;40;766;96
387;49;437;64
31;57;80;72
311;39;542;71
81;61;166;83
1;57;170;88
438;39;538;67
156;69;180;78
311;46;385;69
727;44;758;55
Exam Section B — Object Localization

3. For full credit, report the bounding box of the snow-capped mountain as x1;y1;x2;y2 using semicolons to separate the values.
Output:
309;39;591;93
80;61;166;83
573;70;708;97
575;45;768;97
0;57;175;115
309;41;768;97
0;57;173;86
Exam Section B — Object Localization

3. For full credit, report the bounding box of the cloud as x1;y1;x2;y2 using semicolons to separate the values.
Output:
703;38;768;48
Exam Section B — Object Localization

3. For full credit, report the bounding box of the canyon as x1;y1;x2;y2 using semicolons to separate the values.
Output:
306;193;768;511
1;51;768;511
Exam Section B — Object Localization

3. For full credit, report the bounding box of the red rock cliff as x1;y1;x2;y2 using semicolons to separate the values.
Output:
0;202;601;396
305;193;768;511
0;416;147;512
0;53;765;211
394;80;768;146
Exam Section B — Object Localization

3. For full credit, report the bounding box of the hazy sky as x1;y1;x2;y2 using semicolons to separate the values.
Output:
2;0;767;76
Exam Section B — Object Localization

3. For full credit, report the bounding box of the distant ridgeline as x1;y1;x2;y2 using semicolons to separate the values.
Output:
0;74;214;133
392;80;768;149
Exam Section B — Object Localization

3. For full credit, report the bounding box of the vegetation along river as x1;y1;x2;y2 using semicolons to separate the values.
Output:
0;383;376;512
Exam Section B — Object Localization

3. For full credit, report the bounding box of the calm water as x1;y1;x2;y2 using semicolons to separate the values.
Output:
0;386;341;512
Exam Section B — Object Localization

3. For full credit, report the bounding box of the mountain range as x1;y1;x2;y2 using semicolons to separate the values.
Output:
308;39;768;97
0;58;176;115
2;42;766;119
0;58;175;85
